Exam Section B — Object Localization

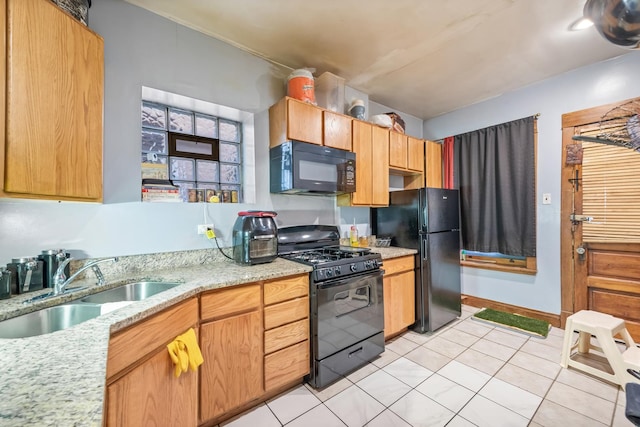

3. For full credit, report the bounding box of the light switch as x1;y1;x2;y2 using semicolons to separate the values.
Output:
542;193;551;205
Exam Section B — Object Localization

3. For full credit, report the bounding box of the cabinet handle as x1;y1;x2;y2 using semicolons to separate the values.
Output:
348;347;363;358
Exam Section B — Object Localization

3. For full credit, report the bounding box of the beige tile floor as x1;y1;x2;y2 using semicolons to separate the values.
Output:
220;305;635;427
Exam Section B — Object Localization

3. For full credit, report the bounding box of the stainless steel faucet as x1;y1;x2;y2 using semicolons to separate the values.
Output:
53;257;118;296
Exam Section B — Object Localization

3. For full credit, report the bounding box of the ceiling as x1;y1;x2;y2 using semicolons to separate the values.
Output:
123;0;628;120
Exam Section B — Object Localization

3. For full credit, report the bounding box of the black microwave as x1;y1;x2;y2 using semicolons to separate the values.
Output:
270;141;356;195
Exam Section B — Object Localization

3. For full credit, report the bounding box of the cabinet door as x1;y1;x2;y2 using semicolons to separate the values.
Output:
351;121;373;205
286;98;322;145
389;132;408;169
324;111;352;150
199;311;263;422
407;137;425;172
371;126;390;206
384;270;416;339
425;140;443;188
106;346;198;427
4;0;103;200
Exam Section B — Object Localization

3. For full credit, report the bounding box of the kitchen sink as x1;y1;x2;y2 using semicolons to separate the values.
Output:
0;304;102;339
78;281;181;304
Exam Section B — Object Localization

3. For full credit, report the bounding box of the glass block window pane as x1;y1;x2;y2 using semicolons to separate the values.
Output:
220;142;240;164
142;129;168;154
141;102;166;130
220;163;240;184
169;108;194;134
141;153;168;180
219;119;240;142
170;157;195;181
196;160;219;182
195;114;218;138
173;181;194;203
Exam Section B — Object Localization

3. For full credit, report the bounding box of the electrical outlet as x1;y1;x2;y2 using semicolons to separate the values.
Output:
542;193;551;205
197;224;214;235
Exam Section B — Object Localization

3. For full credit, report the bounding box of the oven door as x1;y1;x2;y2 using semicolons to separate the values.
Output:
312;269;384;360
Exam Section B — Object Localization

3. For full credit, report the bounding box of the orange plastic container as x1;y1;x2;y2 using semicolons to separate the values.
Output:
287;69;316;104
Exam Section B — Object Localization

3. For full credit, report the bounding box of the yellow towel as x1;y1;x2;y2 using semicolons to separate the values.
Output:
167;328;204;377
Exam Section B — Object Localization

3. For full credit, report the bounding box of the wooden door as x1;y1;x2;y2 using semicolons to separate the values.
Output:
407;137;424;172
324;111;352;150
389;132;407;169
199;311;263;422
561;97;640;339
351;121;373;205
371;126;390;206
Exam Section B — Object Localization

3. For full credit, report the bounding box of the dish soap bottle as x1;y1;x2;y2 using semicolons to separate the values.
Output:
350;225;359;247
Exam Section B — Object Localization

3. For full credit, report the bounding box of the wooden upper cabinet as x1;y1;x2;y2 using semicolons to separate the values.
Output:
389;132;408;169
324;111;352;150
371;125;390;206
425;140;443;188
2;0;104;201
407;136;424;172
269;97;322;147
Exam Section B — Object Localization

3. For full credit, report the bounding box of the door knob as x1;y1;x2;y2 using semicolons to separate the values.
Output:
576;246;586;261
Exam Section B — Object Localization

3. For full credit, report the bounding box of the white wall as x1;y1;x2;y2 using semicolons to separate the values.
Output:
423;51;640;314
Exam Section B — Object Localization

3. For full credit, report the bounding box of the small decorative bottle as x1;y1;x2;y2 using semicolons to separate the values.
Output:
350;225;359;247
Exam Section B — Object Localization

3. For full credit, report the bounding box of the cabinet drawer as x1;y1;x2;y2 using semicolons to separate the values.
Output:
265;318;309;354
264;275;309;306
107;298;198;379
264;297;309;330
383;256;415;276
264;340;310;391
201;284;261;320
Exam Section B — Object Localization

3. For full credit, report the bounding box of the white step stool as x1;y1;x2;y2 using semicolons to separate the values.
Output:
560;310;640;386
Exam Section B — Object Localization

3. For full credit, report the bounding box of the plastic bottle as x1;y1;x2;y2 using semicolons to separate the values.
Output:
350;225;359;247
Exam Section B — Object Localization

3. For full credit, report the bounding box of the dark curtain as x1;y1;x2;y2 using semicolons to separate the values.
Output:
454;116;536;257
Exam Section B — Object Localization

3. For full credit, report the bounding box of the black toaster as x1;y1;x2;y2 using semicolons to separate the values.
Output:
232;211;278;265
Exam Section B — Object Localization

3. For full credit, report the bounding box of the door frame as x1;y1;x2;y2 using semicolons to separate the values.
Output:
560;96;640;327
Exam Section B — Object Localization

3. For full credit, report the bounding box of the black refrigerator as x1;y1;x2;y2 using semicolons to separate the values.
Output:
372;187;461;333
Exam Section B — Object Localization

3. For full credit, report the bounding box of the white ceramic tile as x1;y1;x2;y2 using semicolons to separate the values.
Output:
445;415;477;427
555;367;619;402
405;346;452;372
371;348;401;368
267;384;321;424
455;348;505;376
478;377;542;419
325;385;385;427
305;377;352;402
437;360;491;392
382;357;434;387
221;404;281;427
437;327;481;347
494;363;554;397
483;328;528;350
453;319;493;338
548;326;565;338
612;398;636;427
415;373;475;413
458;394;529;427
389;390;454;427
365;409;411;427
545;381;616;425
423;336;467;358
509;350;561;379
285;403;346;427
520;339;561;363
401;330;434;345
531;399;607;427
357;370;412;407
385;336;420;355
346;362;379;383
470;338;518;361
535;332;565;349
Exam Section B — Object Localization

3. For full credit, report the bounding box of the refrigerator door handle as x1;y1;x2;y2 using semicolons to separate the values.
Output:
423;238;428;261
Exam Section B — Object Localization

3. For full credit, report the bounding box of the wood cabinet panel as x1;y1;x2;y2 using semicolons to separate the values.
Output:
4;0;103;201
264;340;310;391
263;275;308;305
324;111;352;150
384;270;416;339
383;255;415;276
199;311;264;421
264;296;309;330
425;140;443;188
201;284;261;320
372;125;390;206
407;137;424;172
351;120;373;206
389;132;408;169
287;99;323;145
264;318;309;354
107;298;198;379
106;345;198;427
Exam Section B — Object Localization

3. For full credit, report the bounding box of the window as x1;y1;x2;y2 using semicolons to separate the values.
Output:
141;101;243;203
446;116;538;274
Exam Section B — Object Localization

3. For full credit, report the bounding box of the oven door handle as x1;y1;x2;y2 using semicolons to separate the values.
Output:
316;269;384;289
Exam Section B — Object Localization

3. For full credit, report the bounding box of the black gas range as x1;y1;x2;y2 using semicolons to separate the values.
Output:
278;225;385;389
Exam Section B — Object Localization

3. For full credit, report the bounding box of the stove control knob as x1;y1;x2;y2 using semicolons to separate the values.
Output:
350;263;357;272
325;268;333;277
334;266;342;275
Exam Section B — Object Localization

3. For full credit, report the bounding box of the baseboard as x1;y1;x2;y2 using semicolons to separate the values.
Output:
462;294;561;328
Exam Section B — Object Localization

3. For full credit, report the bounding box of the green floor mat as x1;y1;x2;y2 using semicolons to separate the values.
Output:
472;308;550;338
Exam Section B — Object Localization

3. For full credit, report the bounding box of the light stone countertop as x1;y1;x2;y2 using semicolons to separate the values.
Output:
0;246;415;426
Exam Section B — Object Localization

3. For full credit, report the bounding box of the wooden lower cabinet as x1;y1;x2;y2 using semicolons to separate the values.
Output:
106;347;198;427
383;256;416;339
199;311;264;422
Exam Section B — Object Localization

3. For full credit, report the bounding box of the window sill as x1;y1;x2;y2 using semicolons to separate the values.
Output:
460;259;537;275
